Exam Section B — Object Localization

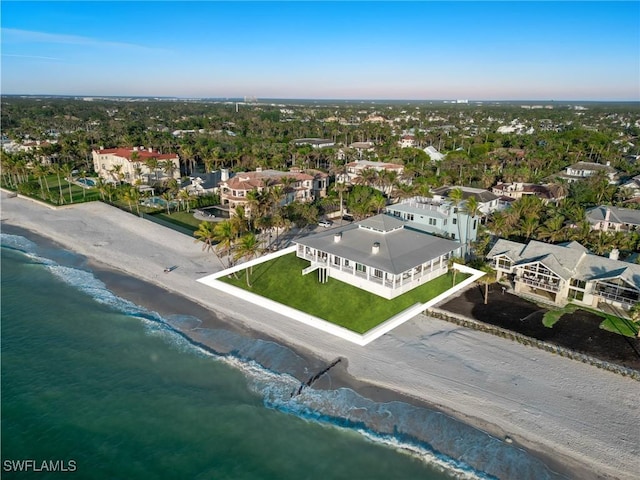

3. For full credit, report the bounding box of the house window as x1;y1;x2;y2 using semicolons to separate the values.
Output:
453;218;457;225
568;289;584;301
473;220;477;230
497;257;512;270
356;263;365;273
429;218;436;226
333;256;340;265
451;233;456;239
443;219;447;226
344;259;350;267
406;213;414;221
373;269;383;278
570;278;587;289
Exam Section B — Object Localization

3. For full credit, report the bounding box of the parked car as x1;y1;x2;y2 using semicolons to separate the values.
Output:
318;220;333;228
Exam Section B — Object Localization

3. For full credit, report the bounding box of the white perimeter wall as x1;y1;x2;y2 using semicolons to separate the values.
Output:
197;249;485;346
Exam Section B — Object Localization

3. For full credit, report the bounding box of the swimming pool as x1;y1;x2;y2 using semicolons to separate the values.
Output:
77;178;96;187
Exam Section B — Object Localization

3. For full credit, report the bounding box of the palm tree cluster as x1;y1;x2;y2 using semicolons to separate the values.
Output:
193;212;265;286
488;195;640;257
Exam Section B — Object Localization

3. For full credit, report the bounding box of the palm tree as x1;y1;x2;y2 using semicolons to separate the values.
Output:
212;220;238;268
448;187;464;252
61;163;75;203
447;255;465;287
538;215;566;243
463;195;480;257
194;221;227;269
145;157;160;182
162;159;177;180
52;163;65;204
233;232;263;286
31;162;50;198
161;191;173;215
480;264;497;305
123;187;141;214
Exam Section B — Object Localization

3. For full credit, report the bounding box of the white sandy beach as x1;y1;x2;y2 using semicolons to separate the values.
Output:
1;193;638;480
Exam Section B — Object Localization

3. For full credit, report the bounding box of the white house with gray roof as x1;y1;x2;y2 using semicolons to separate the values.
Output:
384;196;478;247
295;214;461;299
431;186;500;216
487;239;640;312
586;205;640;232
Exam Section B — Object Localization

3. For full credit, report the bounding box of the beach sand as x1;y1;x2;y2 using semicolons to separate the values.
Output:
2;193;638;480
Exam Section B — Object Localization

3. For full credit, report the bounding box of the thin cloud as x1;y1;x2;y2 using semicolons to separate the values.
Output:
1;28;169;53
3;53;63;61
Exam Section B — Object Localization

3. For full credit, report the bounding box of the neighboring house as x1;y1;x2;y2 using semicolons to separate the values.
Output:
336;160;404;185
491;182;566;202
398;135;416;148
92;146;180;184
557;161;619;184
586;206;640;232
424;146;445;162
180;169;231;196
487;239;640;312
218;168;327;214
385;196;479;245
292;138;335;149
619;174;640;199
295;214;461;299
431;186;500;216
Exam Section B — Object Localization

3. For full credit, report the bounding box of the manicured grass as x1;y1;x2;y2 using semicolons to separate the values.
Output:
544;304;638;338
151;211;201;233
220;253;469;334
600;316;639;338
543;304;578;327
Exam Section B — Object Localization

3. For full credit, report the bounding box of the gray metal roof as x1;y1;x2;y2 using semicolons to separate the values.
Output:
296;214;460;275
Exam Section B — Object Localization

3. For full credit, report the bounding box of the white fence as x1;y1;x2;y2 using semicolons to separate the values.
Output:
197;254;485;346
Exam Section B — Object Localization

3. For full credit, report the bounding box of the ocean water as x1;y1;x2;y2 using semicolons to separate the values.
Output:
1;232;567;480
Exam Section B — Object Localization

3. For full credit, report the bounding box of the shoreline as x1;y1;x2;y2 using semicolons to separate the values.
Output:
1;194;638;479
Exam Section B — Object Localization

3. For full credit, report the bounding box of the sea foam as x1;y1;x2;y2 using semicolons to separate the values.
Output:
1;233;567;480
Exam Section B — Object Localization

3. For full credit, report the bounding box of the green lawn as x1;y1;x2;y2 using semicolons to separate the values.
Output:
600;315;639;337
543;304;638;338
220;253;469;333
151;211;202;233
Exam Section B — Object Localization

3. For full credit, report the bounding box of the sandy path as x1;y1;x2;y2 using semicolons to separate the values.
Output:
1;194;638;480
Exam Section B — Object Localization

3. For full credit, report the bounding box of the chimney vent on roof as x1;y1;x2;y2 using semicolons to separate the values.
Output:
609;248;619;261
148;147;153;153
256;166;262;172
334;233;342;243
372;242;380;254
133;146;138;151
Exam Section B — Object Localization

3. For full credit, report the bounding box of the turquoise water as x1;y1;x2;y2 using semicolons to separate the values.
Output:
0;232;566;479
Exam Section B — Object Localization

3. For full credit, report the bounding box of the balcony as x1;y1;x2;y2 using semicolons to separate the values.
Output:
595;290;639;306
516;276;560;292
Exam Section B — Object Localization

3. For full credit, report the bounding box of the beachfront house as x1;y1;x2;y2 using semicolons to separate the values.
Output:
384;196;479;245
218;167;328;215
92;146;180;184
295;214;461;299
486;239;640;312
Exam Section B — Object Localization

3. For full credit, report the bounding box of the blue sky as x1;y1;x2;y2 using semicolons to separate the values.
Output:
1;1;639;100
